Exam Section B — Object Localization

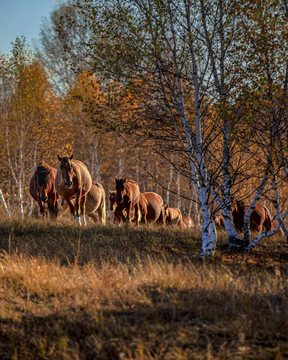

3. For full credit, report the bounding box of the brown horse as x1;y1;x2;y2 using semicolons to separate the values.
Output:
163;205;183;227
140;192;164;224
182;216;195;229
108;190;126;224
55;154;92;225
29;161;59;218
62;183;106;225
232;200;273;233
214;214;225;229
115;178;140;224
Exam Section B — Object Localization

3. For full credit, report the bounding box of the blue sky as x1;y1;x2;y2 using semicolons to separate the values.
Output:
0;0;58;55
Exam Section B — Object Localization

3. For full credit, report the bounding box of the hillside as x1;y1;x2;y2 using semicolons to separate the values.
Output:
0;220;287;359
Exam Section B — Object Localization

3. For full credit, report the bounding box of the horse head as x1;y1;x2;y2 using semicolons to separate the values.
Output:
163;204;169;217
35;166;52;203
108;190;117;211
57;154;74;189
236;200;246;214
115;178;128;203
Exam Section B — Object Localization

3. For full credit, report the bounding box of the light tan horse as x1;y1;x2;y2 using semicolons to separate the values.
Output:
55;154;92;225
182;215;195;229
61;183;106;225
163;205;183;227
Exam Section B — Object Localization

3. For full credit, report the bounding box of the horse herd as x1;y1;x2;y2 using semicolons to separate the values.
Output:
29;155;195;228
214;200;284;237
29;154;284;236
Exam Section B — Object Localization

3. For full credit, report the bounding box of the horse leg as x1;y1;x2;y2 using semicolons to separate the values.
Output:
74;190;82;225
48;193;58;219
80;194;87;226
66;199;75;222
54;196;59;219
37;198;45;218
98;196;106;226
134;202;141;226
126;202;133;223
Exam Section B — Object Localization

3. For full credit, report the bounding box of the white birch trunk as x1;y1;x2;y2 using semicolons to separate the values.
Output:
272;173;288;241
0;188;11;218
166;160;173;204
94;135;101;182
177;172;181;210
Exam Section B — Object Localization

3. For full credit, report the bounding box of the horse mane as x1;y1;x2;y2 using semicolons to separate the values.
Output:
36;163;51;186
236;200;246;214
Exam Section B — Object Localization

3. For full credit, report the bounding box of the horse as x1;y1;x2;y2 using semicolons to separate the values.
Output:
115;178;140;224
29;161;59;218
182;215;195;229
163;205;183;227
55;154;92;225
141;192;164;224
232;200;273;233
214;214;225;229
108;190;126;224
61;183;106;225
272;220;285;237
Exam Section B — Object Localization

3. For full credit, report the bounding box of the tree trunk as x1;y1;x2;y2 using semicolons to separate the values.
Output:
0;188;11;218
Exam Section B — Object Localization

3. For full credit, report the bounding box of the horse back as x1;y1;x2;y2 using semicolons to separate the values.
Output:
125;180;140;204
72;160;92;194
142;192;163;222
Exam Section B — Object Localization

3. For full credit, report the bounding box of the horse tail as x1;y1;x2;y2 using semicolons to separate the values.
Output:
100;187;106;226
263;205;273;231
95;183;106;226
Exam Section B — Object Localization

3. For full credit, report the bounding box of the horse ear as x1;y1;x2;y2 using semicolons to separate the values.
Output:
57;154;62;162
69;154;74;160
164;204;168;210
123;178;128;184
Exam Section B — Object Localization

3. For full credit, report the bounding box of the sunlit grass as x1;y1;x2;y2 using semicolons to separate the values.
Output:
0;219;287;359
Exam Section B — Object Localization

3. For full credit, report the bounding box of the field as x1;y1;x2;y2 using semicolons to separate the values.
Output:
0;220;287;360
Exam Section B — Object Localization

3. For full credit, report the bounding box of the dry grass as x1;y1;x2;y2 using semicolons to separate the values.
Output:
0;219;287;359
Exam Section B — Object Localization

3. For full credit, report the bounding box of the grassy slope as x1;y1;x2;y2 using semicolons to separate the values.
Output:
0;219;287;359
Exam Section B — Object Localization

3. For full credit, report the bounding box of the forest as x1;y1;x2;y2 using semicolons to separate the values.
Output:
1;0;288;254
0;1;288;358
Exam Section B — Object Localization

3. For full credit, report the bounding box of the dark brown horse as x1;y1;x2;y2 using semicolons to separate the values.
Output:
232;200;273;233
182;216;195;229
115;178;140;224
62;183;106;225
108;190;126;224
163;205;183;227
29;161;59;218
55;154;92;225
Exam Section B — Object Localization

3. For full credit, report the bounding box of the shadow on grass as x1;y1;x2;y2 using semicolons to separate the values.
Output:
0;285;287;360
0;219;202;266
